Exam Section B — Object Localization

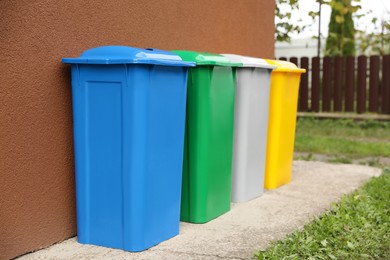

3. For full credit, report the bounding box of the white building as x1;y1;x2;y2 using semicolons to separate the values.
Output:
275;37;325;59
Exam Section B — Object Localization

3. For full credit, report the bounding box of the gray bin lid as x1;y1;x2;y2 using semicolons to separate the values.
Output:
222;54;276;70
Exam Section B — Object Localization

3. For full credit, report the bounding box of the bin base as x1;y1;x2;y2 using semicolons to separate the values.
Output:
77;231;179;252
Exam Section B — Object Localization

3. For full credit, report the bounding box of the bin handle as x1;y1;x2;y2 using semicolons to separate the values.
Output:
145;48;155;51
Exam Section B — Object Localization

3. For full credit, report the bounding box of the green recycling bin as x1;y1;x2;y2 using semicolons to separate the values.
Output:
172;50;241;223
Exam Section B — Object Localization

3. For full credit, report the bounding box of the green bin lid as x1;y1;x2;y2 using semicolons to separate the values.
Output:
172;50;242;67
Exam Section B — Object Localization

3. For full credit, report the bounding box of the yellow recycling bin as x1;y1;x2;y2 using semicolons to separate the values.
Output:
264;60;306;189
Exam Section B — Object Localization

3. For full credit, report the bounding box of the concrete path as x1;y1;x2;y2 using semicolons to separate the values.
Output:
19;161;381;260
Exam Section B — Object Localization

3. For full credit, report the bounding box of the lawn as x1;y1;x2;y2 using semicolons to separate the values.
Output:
255;117;390;259
255;169;390;259
294;118;390;166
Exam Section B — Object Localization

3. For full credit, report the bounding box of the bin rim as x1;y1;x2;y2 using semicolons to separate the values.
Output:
62;46;195;67
222;54;276;70
265;59;306;73
171;50;242;67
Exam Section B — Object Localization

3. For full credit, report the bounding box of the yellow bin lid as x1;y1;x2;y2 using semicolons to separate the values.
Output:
265;59;306;73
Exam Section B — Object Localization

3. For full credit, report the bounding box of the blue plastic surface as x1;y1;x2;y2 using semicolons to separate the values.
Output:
63;46;193;251
63;46;195;66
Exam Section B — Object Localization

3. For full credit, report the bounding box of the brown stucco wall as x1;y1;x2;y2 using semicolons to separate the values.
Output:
0;1;274;259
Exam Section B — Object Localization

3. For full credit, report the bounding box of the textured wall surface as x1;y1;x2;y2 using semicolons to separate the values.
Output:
0;1;274;259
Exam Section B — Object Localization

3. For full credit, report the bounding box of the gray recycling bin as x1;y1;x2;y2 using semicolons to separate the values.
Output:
223;54;276;202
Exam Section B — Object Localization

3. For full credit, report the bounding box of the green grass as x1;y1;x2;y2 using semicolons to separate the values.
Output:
359;158;383;168
296;118;390;140
255;169;390;259
327;156;353;164
295;118;390;159
255;118;390;258
295;135;390;158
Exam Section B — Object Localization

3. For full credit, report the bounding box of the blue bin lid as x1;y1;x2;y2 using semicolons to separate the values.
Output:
62;46;195;67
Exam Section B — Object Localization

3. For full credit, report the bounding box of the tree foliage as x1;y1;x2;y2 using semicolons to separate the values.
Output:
275;0;303;42
355;12;390;55
275;0;329;43
275;0;388;56
325;0;359;56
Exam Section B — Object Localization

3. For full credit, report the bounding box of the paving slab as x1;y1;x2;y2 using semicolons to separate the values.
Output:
18;161;381;260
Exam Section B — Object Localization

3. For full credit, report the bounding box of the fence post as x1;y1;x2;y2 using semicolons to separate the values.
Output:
382;55;390;114
322;57;332;112
357;55;367;114
289;57;298;66
333;56;343;111
369;56;380;113
311;57;320;112
299;57;309;111
345;56;355;112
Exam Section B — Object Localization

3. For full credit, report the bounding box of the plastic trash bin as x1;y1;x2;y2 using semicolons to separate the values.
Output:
264;59;305;189
62;46;194;251
172;50;241;223
222;54;276;202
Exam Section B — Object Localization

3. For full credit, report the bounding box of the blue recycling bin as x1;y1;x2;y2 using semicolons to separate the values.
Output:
62;46;195;252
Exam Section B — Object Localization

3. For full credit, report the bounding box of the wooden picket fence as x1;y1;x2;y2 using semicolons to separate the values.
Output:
278;55;390;114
